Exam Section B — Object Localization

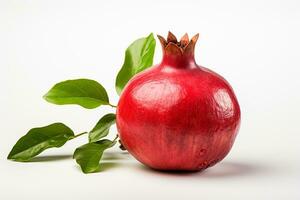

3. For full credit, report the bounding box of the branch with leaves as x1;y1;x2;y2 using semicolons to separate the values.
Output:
7;33;156;173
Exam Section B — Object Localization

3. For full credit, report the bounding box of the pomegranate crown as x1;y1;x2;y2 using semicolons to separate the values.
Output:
157;31;199;56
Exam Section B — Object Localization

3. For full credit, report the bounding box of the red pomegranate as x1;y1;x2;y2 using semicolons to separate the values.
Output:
116;32;241;171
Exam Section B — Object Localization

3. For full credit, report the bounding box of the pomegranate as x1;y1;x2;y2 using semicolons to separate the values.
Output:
116;32;241;171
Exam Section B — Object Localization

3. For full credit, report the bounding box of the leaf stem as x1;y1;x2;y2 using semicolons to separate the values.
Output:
109;103;117;108
70;132;88;140
113;134;119;142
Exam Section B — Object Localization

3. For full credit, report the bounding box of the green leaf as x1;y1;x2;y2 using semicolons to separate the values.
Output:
7;123;74;161
89;113;116;143
73;139;116;173
115;33;156;95
44;79;110;109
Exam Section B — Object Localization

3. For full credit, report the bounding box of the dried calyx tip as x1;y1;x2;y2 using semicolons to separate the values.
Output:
157;34;167;47
180;33;189;47
167;31;178;43
157;31;199;55
191;33;199;43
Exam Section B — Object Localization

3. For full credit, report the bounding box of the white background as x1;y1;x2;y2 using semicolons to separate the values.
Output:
0;0;299;199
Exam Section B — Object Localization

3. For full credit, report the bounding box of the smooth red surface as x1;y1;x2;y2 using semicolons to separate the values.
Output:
117;53;241;171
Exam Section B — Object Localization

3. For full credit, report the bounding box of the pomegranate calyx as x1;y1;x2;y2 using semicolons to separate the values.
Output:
157;32;199;56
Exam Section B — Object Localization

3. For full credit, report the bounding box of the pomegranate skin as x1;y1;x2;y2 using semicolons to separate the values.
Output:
116;33;241;171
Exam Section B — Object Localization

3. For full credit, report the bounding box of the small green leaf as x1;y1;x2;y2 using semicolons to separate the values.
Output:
89;113;116;143
44;79;110;109
115;33;156;95
7;123;74;161
73;139;116;173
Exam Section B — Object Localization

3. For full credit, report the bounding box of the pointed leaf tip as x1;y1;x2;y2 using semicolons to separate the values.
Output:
115;33;156;95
